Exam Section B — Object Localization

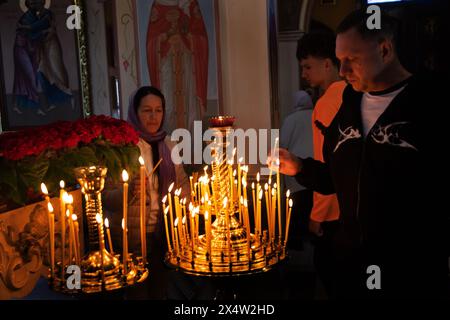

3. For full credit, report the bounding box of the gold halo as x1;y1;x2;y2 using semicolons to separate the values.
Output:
20;0;51;12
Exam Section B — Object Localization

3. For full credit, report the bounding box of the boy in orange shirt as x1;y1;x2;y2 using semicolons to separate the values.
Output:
296;32;346;296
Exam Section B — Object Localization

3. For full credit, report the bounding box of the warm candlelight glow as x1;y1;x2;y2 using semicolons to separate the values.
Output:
41;183;49;195
48;202;54;212
59;180;65;189
139;156;145;166
168;182;175;193
122;169;129;182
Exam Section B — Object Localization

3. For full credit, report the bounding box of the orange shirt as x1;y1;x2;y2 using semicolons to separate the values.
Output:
310;81;347;222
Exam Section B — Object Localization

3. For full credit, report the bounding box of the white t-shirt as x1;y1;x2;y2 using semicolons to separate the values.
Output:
361;86;406;137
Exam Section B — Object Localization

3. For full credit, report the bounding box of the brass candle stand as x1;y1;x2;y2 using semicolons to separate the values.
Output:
164;118;292;277
48;166;148;294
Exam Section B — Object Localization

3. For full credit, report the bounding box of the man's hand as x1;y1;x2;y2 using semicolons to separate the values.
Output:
267;148;302;176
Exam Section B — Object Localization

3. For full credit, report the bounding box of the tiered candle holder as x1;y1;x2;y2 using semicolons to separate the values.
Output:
47;166;148;293
164;118;293;276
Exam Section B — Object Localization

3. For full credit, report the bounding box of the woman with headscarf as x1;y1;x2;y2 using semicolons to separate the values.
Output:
103;86;190;299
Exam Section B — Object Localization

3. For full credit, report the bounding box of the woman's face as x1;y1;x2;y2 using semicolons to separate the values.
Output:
137;94;164;134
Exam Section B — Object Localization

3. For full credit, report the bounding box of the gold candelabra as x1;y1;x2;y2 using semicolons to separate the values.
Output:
45;166;148;294
164;118;293;276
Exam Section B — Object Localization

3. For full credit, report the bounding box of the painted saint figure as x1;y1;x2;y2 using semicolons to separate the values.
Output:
146;0;208;133
13;0;72;115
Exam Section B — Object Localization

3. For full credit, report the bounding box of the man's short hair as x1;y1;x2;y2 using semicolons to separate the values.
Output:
337;9;400;51
296;32;339;67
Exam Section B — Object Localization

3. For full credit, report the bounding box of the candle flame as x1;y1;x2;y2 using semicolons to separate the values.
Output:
168;182;175;192
139;156;145;166
182;216;186;224
205;211;209;220
252;182;255;189
233;169;237;177
273;183;277;189
164;206;170;215
189;203;194;211
104;217;109;228
67;194;73;204
272;188;276;196
244;199;248;207
268;177;272;184
242;178;247;187
204;165;208;172
122;169;129;182
223;197;228;208
40;183;48;195
286;190;290;198
62;191;70;203
95;213;102;224
47;202;54;212
265;183;269;190
59;180;65;189
257;173;260;182
240;196;243;204
289;199;293;208
72;214;77;222
258;190;263;199
66;209;70;217
191;211;195;218
162;195;167;204
174;217;179;227
239;157;244;164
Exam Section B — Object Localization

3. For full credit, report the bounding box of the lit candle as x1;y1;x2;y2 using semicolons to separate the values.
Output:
59;181;66;280
256;173;261;234
163;194;175;252
285;189;290;240
205;211;211;258
96;214;106;284
163;207;172;252
122;170;129;274
251;182;256;234
285;199;293;246
41;183;54;277
189;205;195;254
66;195;75;263
174;188;183;242
271;188;276;241
139;156;147;264
104;218;114;255
66;210;73;264
72;214;80;266
189;177;194;203
264;183;271;237
258;190;263;236
174;217;180;254
244;199;251;261
276;158;282;241
47;202;55;278
182;215;188;245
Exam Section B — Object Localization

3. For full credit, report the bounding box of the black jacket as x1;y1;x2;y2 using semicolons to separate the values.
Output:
296;75;448;296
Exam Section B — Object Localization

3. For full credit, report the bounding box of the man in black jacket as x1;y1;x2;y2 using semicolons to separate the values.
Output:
272;10;448;298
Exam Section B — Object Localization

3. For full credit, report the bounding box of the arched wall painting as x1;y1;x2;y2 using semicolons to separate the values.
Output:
135;0;220;134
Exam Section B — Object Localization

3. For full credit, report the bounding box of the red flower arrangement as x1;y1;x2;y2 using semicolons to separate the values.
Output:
0;116;141;207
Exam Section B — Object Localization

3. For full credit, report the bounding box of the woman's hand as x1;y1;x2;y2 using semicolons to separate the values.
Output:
267;148;303;176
